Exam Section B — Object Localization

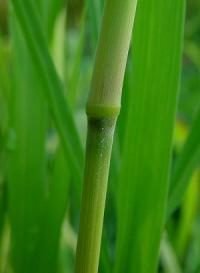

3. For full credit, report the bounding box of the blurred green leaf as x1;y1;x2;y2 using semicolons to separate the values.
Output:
9;10;47;272
160;235;182;273
185;208;200;273
0;35;9;258
67;6;87;108
174;171;199;258
8;1;74;273
167;105;200;218
37;147;70;273
87;0;104;50
10;0;84;187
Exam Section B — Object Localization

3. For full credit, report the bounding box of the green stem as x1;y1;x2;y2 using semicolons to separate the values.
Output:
75;118;116;273
75;1;137;273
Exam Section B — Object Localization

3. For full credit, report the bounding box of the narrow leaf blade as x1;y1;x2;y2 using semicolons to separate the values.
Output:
115;1;185;273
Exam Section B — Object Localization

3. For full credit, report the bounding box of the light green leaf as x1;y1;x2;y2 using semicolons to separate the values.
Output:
160;235;183;273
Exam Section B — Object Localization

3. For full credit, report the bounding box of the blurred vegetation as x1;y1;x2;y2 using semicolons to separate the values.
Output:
0;0;199;273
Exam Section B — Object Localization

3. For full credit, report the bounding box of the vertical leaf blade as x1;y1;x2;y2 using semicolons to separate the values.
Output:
115;1;185;273
9;12;47;272
10;0;84;182
168;106;200;217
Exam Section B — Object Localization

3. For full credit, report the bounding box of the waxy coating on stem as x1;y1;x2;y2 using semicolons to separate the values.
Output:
75;1;138;273
87;0;138;115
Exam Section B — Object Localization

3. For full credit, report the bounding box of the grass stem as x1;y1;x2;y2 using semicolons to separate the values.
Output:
75;1;137;273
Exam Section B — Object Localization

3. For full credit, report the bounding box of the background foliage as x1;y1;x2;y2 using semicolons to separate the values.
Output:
0;0;200;272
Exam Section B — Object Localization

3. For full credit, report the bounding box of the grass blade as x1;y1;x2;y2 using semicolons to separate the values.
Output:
185;207;200;273
174;171;199;258
0;38;8;244
9;10;47;272
167;106;200;217
37;148;70;273
167;45;200;217
87;0;104;50
42;0;65;41
9;2;73;272
36;9;72;272
115;1;185;272
67;7;87;108
10;0;84;184
160;235;183;273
